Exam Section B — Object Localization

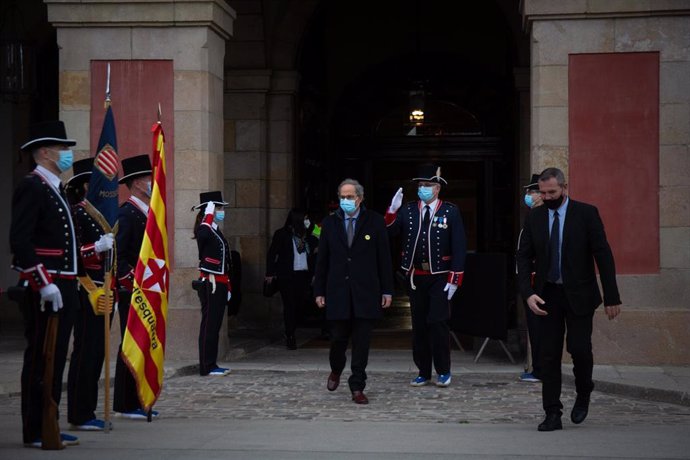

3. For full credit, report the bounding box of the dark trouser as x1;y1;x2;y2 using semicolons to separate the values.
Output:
408;273;451;379
277;271;310;337
113;290;140;413
196;280;228;375
329;318;374;392
21;278;77;443
540;283;595;415
67;288;112;425
524;300;543;378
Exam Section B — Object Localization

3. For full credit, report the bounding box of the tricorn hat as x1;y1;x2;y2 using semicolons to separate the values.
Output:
193;191;228;211
523;174;540;191
20;120;76;152
412;163;447;185
65;158;94;187
119;154;152;184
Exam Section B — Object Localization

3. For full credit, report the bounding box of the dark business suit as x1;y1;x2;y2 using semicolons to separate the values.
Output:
516;198;620;415
313;207;393;391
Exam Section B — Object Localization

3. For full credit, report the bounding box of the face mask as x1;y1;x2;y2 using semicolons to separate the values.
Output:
417;186;434;202
524;194;534;208
340;198;357;214
303;219;311;229
144;181;152;197
214;210;225;222
53;149;74;172
544;194;564;210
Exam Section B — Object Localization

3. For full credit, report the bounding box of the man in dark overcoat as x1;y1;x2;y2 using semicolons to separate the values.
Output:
313;178;394;404
517;167;622;432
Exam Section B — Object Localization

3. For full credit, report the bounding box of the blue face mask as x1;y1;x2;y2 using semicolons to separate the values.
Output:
214;210;225;222
145;181;152;197
524;194;534;208
417;186;434;202
340;198;357;214
54;149;74;173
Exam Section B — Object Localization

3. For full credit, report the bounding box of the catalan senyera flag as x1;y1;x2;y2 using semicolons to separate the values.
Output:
121;121;169;412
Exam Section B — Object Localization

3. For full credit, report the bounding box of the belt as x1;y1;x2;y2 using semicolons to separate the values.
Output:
199;272;230;285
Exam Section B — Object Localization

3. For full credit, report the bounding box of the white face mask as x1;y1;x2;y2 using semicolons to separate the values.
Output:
303;219;311;229
143;181;152;197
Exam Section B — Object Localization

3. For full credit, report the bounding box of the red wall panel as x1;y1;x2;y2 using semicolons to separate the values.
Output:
90;60;175;261
569;52;659;274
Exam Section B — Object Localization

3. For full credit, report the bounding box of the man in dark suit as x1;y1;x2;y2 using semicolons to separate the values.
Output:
313;178;394;404
517;167;622;432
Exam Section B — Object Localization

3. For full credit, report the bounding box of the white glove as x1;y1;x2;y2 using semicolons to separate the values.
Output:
94;233;114;253
227;291;232;301
204;201;215;215
443;283;458;300
39;283;63;312
389;187;403;213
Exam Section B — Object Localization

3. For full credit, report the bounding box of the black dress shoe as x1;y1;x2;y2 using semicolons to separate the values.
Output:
538;413;563;432
351;390;369;404
571;393;590;424
326;372;340;391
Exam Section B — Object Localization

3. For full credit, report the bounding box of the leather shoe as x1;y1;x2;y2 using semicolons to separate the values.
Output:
351;390;369;405
571;393;590;424
537;413;562;432
326;372;340;391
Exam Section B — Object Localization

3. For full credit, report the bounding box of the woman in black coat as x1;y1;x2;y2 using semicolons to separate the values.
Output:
193;191;232;376
265;209;317;349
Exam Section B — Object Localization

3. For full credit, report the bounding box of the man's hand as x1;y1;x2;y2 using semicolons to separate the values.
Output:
381;295;392;308
227;290;232;302
204;201;215;215
315;296;326;309
443;283;458;300
604;304;621;320
39;283;63;312
389;187;403;213
527;294;547;315
94;233;114;253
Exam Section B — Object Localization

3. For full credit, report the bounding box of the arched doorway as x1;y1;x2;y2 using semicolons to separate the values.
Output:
294;0;528;335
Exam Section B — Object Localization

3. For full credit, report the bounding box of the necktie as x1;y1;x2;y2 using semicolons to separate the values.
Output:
423;205;430;229
347;218;355;247
548;210;561;282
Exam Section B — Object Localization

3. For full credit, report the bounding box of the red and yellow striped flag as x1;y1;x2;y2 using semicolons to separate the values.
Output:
121;121;169;411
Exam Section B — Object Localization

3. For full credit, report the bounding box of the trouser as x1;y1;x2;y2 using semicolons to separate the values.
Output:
329;318;374;392
113;290;140;413
277;271;310;337
67;288;113;425
21;278;77;443
196;279;228;375
540;283;595;415
523;300;543;378
408;273;451;378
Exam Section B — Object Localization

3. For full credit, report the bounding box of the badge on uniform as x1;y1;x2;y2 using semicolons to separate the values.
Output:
365;234;371;240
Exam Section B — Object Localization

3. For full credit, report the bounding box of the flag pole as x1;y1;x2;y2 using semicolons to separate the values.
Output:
103;61;112;433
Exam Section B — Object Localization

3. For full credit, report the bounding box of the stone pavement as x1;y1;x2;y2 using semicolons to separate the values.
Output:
1;330;690;458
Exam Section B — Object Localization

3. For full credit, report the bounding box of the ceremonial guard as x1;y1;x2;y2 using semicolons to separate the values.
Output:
113;154;156;419
65;158;114;431
193;191;232;376
11;121;80;448
385;164;466;387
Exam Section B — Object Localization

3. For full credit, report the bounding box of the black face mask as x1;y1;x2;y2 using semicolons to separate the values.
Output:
544;195;564;210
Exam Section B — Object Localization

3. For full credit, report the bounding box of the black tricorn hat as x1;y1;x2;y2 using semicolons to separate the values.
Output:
119;154;152;184
193;191;228;211
65;158;94;187
412;163;447;185
21;120;77;152
523;174;540;191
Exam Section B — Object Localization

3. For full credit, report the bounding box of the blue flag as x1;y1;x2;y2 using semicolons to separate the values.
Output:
86;105;120;227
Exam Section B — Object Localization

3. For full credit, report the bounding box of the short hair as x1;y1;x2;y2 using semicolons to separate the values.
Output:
338;178;364;198
539;167;566;187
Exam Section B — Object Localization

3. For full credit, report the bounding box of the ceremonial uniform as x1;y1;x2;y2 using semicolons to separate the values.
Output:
113;154;152;415
66;158;115;429
193;191;232;376
386;165;466;384
10;121;79;445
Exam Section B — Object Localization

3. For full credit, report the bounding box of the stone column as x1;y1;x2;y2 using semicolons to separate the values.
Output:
46;0;236;360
